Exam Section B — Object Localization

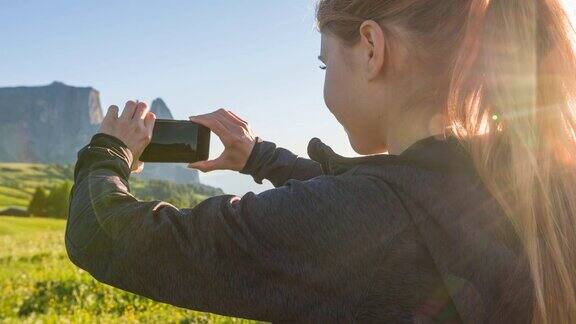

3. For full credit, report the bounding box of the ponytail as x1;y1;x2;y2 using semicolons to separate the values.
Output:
448;0;576;322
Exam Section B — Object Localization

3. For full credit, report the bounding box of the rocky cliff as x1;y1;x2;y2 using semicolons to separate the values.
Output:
0;82;200;184
150;98;174;119
0;81;102;163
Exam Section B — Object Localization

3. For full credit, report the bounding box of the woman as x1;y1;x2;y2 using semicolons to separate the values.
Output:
65;0;576;322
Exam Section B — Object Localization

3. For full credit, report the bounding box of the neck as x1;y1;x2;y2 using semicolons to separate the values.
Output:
385;107;446;155
379;71;450;155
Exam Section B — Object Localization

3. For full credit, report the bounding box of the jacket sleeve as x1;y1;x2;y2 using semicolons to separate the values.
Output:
65;133;411;322
239;137;323;187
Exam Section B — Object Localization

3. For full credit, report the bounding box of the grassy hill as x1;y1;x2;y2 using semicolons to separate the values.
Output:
0;163;71;210
0;216;263;323
0;162;223;213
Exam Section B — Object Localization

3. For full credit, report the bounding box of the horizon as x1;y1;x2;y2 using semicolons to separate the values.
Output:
2;0;575;195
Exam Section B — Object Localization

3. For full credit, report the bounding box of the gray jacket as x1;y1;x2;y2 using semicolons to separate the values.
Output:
65;133;533;323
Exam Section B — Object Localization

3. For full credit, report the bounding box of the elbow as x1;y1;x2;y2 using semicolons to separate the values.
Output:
64;222;127;293
64;212;111;277
64;230;114;283
64;223;91;272
65;237;87;271
64;233;97;281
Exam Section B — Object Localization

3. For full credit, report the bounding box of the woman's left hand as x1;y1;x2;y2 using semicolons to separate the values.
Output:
98;100;156;173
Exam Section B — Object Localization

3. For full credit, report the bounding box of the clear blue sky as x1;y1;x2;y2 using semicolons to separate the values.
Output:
1;0;575;195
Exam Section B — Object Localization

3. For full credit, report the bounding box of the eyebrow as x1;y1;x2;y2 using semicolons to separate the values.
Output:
317;55;325;62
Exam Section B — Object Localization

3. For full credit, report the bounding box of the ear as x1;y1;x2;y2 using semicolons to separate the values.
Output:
358;20;386;81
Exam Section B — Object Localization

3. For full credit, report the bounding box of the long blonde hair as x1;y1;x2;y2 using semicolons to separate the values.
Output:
316;0;576;322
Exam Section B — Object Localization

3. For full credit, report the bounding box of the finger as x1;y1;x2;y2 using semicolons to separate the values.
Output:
144;112;156;135
211;111;239;132
213;108;244;128
187;156;224;173
226;110;248;125
120;100;138;120
133;101;149;120
104;105;119;121
189;111;221;125
189;114;229;139
193;109;238;130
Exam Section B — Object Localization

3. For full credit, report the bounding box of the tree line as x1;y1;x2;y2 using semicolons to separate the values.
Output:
27;181;73;218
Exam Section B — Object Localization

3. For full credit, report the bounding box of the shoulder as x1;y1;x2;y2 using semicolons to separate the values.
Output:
349;162;486;202
343;163;503;237
349;160;523;264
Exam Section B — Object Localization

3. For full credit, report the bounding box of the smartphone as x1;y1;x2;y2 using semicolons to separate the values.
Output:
139;119;210;163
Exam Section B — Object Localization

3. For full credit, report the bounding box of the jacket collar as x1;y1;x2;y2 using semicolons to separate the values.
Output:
307;134;476;176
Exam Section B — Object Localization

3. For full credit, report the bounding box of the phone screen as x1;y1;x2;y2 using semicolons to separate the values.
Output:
139;119;210;163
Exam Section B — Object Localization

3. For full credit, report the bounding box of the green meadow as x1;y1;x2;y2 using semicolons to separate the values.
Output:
0;217;263;323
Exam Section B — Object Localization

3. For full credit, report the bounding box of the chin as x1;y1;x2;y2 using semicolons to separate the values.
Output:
348;135;387;155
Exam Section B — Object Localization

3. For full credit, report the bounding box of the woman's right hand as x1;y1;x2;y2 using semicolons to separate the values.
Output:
187;109;257;172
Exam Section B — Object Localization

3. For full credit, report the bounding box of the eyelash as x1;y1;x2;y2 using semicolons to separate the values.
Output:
319;64;327;70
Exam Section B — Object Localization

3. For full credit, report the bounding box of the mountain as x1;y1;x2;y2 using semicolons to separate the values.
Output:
150;98;174;119
0;81;102;163
0;82;201;184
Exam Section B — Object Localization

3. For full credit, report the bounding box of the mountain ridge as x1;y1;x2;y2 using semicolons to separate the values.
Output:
0;81;202;185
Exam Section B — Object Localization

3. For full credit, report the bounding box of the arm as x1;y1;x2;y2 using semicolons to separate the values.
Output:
65;133;410;322
239;137;323;187
187;110;323;187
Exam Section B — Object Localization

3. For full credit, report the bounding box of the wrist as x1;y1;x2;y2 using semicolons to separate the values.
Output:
240;137;263;174
92;132;129;148
89;133;134;172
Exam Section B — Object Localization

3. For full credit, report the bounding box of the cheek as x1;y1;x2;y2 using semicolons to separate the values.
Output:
323;66;349;123
323;71;335;113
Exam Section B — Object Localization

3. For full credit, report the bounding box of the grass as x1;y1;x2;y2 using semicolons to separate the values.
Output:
0;163;72;210
0;217;64;235
0;216;266;323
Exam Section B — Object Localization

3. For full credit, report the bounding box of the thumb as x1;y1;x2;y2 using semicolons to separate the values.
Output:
187;156;224;173
131;161;145;174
